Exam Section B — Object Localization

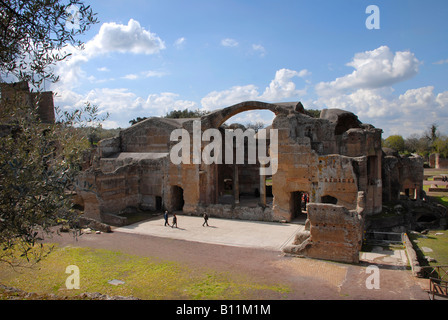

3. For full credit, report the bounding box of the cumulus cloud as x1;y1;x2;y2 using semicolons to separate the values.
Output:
201;68;309;110
201;85;259;110
315;46;420;96
85;19;165;56
52;19;165;90
54;88;197;129
260;68;308;101
314;85;448;137
309;46;448;137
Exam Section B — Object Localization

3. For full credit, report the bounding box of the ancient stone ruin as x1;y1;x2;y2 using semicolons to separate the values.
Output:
0;80;431;264
0;81;55;124
76;100;398;263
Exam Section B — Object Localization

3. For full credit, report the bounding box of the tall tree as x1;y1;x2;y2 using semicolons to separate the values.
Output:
424;123;440;153
0;0;99;266
384;135;405;153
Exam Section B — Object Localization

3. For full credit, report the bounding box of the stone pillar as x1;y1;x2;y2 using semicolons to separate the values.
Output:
233;164;239;204
259;165;266;207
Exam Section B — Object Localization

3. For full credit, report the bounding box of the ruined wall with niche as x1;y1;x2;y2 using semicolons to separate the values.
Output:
382;148;424;202
268;108;382;221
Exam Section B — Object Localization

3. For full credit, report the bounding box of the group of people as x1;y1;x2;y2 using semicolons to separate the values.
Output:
163;211;209;228
164;211;177;228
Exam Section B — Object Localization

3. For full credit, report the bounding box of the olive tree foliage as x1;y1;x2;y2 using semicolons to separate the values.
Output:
0;0;98;86
0;0;99;266
0;98;107;266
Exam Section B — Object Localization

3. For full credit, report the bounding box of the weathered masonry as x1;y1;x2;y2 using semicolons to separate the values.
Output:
75;100;422;263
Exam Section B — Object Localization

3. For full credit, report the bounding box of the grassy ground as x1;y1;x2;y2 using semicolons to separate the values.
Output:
408;230;448;266
0;244;289;300
410;169;448;269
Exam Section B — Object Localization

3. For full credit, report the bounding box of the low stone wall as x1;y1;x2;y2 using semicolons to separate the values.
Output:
100;212;128;227
403;233;423;277
195;204;274;222
428;188;448;192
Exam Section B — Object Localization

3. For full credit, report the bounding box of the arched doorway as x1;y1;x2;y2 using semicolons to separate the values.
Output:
171;185;184;211
212;108;276;208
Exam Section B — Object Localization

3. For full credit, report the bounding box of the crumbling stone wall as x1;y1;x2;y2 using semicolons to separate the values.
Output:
382;148;424;202
429;153;448;169
283;192;365;263
0;81;55;124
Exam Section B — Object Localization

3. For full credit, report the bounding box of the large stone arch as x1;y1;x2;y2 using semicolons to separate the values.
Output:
197;101;303;214
200;101;303;129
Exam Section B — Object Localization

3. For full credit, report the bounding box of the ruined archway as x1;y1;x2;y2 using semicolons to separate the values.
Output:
201;100;301;129
206;103;286;209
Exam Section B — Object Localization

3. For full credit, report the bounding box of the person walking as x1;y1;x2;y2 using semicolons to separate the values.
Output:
164;211;170;227
202;212;209;227
171;214;177;228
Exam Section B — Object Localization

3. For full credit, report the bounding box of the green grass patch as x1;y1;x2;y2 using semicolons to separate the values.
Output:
409;230;448;266
433;195;448;208
0;244;290;300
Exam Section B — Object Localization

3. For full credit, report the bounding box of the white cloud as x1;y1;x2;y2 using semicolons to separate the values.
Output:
298;69;311;78
123;74;139;80
52;19;165;91
122;70;168;80
315;46;420;96
252;44;266;57
174;37;186;49
221;38;239;47
433;58;448;65
85;19;165;56
309;46;448;137
97;67;110;72
145;92;198;116
314;85;448;137
260;68;307;101
201;68;308;110
201;85;259;110
226;110;275;127
54;88;198;128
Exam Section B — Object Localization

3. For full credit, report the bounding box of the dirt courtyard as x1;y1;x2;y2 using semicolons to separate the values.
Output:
44;214;430;300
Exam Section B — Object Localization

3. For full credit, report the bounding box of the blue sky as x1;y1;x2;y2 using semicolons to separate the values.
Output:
52;0;448;137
